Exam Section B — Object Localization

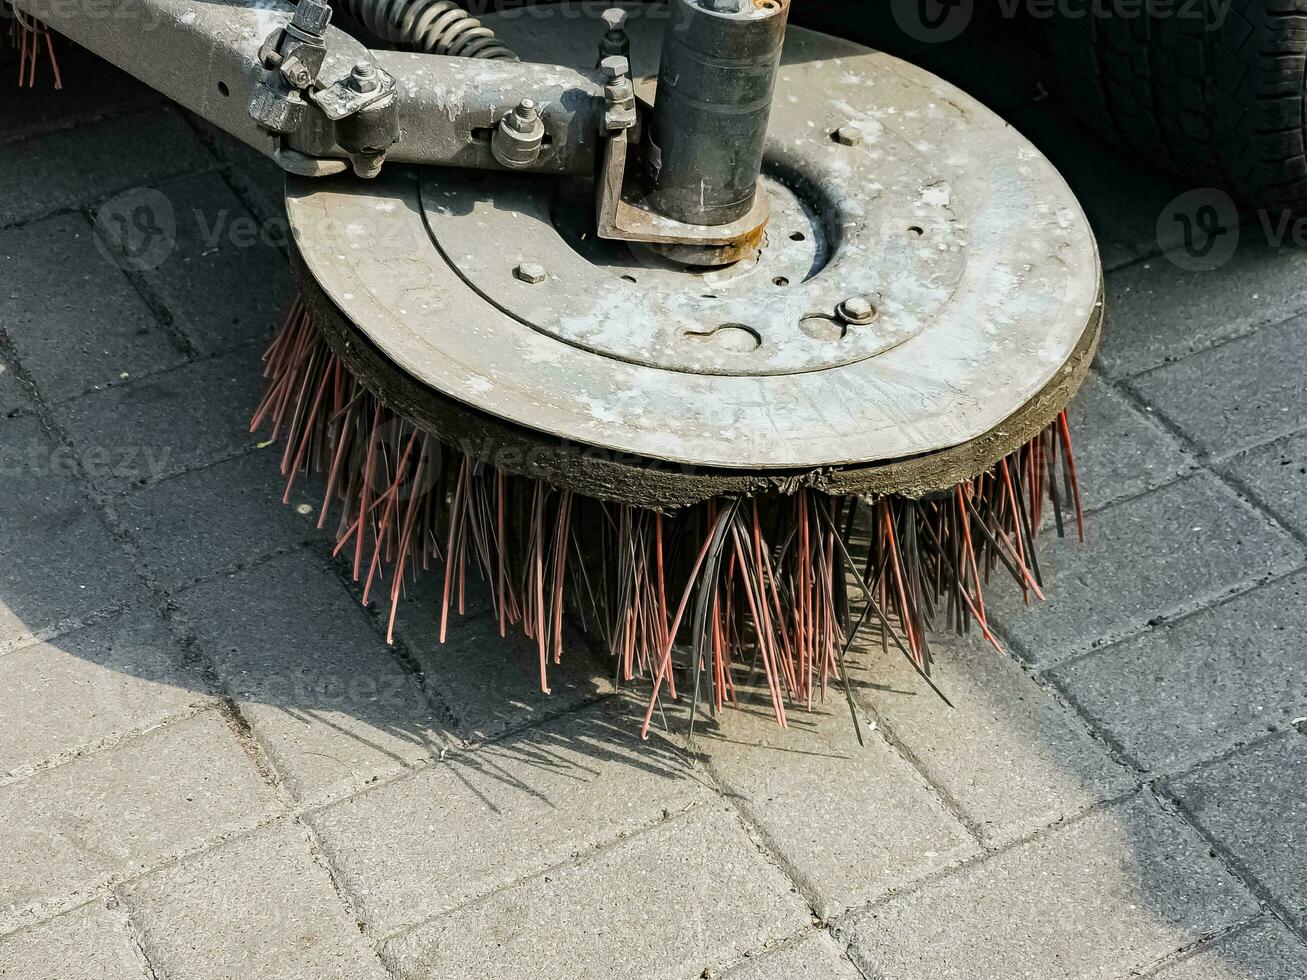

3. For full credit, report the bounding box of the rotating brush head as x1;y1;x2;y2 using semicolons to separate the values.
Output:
253;293;1087;736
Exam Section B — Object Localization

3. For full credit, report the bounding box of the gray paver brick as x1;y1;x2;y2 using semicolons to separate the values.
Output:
989;472;1303;665
184;118;288;228
379;804;812;980
0;607;212;780
1223;429;1307;540
722;931;862;980
394;575;612;742
176;553;451;806
0;45;162;145
1145;919;1307;980
1167;732;1307;930
0;109;212;226
1063;373;1194;510
1130;315;1307;460
122;822;389;980
115;451;320;590
53;347;266;494
0;212;187;402
0;416;144;648
1050;572;1307;774
697;691;978;918
842;794;1257;980
859;631;1132;846
0;709;279;933
0;901;150;980
308;699;713;934
140;172;293;354
1096;245;1307;378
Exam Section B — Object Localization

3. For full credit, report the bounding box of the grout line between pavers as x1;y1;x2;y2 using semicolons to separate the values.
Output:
366;798;712;950
1121;915;1276;980
825;784;1147;935
1146;774;1307;947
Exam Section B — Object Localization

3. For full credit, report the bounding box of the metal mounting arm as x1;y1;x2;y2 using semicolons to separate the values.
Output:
9;0;609;177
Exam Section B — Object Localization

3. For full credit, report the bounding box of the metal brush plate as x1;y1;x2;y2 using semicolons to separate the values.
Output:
285;3;1102;471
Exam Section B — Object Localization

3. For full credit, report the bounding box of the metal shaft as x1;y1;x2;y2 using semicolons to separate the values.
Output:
646;0;790;227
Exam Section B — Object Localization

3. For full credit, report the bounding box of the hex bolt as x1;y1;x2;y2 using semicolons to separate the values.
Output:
515;262;547;284
601;55;630;81
602;7;628;32
838;296;876;324
834;125;864;147
350;62;379;94
508;98;539;131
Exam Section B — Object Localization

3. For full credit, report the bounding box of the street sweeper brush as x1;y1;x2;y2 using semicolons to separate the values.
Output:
8;0;1101;732
6;4;60;88
250;4;1102;732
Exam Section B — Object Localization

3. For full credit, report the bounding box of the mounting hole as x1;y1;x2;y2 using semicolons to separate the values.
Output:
620;274;638;284
772;276;790;287
908;225;924;237
799;314;848;343
217;81;230;97
789;232;806;242
684;323;762;353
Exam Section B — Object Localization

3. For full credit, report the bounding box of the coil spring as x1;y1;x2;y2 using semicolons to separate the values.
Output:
340;0;518;60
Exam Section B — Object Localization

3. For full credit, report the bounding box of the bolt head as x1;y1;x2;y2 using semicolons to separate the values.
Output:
839;296;876;324
834;125;864;147
515;262;547;285
602;7;628;31
600;55;630;81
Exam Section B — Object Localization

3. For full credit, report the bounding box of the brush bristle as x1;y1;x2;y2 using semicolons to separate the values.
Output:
8;10;62;89
254;299;1085;732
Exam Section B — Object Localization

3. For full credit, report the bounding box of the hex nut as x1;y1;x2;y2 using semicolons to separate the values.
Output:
515;262;547;284
834;125;864;147
838;296;876;324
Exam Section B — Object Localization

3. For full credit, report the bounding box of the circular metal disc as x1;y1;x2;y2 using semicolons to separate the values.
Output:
285;3;1102;472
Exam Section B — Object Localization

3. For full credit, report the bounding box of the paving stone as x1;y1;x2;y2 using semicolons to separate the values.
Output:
176;554;451;807
1049;572;1307;774
0;109;212;226
0;416;144;648
1060;372;1193;512
122;822;389;980
0;212;187;401
53;347;266;494
1097;244;1307;378
0;44;162;145
989;472;1303;665
0;901;151;980
1130;315;1307;460
1168;733;1307;930
0;709;279;933
393;574;612;742
0;607;212;780
186;117;288;225
1145;919;1307;980
859;630;1132;846
140;172;293;354
697;690;978;918
308;700;713;934
115;451;321;590
379;804;811;980
1224;429;1307;539
842;794;1257;980
722;931;862;980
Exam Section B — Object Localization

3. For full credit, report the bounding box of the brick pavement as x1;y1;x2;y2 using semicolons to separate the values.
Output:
0;29;1303;980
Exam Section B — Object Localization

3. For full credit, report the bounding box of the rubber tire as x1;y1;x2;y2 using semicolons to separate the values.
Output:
1044;0;1307;211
